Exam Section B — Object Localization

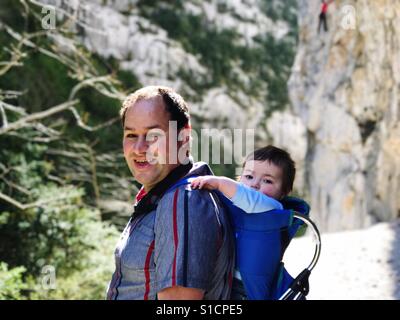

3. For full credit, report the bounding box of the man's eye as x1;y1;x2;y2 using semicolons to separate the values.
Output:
125;133;137;139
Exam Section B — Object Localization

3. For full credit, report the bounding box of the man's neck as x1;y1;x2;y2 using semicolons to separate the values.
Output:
143;164;181;193
132;161;193;217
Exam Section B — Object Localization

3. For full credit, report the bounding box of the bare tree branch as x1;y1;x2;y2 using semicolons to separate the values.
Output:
0;190;75;210
4;24;80;73
0;102;8;127
86;144;100;205
5;131;61;143
0;100;27;115
0;99;79;134
0;89;26;99
0;1;134;212
0;45;26;76
69;75;124;101
68;107;120;132
1;177;32;196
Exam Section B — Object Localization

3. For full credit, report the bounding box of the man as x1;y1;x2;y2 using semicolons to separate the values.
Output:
106;86;235;300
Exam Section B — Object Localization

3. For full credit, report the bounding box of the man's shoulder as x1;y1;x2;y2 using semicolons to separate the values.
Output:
158;185;225;213
160;184;212;202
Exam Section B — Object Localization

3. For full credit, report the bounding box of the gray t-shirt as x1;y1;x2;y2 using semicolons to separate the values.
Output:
106;162;235;300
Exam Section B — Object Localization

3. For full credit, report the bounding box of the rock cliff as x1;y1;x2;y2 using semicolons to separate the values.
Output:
271;0;400;231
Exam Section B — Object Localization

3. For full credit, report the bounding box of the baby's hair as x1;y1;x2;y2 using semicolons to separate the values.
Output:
243;145;296;196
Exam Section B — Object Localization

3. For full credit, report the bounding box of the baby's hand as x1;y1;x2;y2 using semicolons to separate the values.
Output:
190;176;221;191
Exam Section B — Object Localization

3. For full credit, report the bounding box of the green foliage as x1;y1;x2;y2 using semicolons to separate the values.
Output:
0;1;127;299
260;0;298;26
0;0;27;34
27;216;119;300
0;146;118;299
0;137;120;299
0;52;75;113
0;263;27;300
0;131;120;296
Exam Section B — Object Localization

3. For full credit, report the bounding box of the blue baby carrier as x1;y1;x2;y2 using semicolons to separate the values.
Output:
222;194;320;300
168;177;321;300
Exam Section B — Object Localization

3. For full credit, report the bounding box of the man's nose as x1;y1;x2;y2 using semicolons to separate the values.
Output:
132;136;148;154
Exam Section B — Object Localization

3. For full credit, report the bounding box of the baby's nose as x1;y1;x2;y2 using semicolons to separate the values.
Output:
250;182;260;190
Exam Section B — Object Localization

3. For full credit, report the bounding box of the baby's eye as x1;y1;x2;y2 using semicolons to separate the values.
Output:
244;175;253;180
263;179;273;184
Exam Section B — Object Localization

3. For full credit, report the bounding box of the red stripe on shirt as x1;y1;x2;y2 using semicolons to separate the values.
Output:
135;187;147;203
143;239;155;300
172;189;179;286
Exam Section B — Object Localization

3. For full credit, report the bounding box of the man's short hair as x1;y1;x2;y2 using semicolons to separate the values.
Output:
120;86;190;131
243;145;296;196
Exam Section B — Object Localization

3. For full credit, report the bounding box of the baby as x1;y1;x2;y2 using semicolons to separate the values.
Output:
191;145;296;300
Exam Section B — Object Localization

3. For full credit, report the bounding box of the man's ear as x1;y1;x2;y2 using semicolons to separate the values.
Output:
177;125;192;162
179;124;191;144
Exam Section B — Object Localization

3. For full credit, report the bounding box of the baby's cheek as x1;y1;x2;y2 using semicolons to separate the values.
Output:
262;186;275;197
239;177;249;186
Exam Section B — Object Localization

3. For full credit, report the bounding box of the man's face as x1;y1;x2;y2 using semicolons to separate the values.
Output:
239;160;285;200
123;98;180;192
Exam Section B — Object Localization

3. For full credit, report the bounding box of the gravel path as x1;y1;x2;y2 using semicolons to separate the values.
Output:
283;220;400;300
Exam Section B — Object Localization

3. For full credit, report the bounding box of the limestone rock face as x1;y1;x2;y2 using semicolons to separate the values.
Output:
285;0;400;231
38;0;295;133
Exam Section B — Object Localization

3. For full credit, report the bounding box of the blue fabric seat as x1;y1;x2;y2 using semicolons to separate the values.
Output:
219;194;310;300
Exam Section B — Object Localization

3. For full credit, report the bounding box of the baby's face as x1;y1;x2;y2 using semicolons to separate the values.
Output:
239;160;285;200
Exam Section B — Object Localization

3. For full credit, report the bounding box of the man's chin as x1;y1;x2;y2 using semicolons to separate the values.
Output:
131;163;179;190
134;174;151;186
133;172;160;189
